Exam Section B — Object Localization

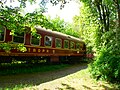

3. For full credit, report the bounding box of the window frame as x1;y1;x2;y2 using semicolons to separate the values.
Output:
70;41;75;49
0;25;6;42
55;38;62;48
44;35;52;47
64;40;69;49
13;32;25;43
31;34;41;46
76;42;81;50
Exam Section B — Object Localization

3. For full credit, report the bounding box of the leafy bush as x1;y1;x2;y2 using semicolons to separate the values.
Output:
89;47;120;83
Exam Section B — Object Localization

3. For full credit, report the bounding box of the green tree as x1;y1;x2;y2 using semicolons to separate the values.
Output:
48;16;80;37
73;4;99;53
76;0;120;83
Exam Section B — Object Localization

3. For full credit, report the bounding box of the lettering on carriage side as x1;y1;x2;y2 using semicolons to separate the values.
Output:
46;49;49;53
42;49;45;52
28;48;31;52
38;49;41;52
53;50;55;54
77;51;79;53
33;48;36;52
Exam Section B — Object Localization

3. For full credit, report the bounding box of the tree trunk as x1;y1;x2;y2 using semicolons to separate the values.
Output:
114;0;120;50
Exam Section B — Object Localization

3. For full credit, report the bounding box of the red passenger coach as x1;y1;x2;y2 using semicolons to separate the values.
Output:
0;26;86;63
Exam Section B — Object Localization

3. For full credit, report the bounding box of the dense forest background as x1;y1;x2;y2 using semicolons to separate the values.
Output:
77;0;120;83
0;0;120;83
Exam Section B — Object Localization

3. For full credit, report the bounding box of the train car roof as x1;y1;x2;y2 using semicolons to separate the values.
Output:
35;26;84;43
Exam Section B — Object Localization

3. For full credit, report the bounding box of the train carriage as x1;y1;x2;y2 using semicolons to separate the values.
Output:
0;25;86;63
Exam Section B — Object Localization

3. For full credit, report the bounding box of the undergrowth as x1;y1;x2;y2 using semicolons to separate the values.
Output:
0;63;69;75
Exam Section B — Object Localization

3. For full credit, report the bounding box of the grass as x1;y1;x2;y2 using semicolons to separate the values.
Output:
0;63;70;75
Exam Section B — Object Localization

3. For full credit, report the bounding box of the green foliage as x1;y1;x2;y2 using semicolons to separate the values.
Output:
48;16;80;38
16;44;27;52
0;0;36;8
0;63;69;75
89;27;120;83
0;6;55;33
74;0;120;83
0;0;70;10
0;43;11;53
73;3;99;52
89;46;120;83
0;43;27;52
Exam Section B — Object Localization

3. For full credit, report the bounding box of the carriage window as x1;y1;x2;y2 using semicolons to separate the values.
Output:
76;43;81;50
45;36;52;47
13;32;24;43
70;41;75;49
0;25;5;41
55;38;62;48
80;43;83;48
64;40;69;49
31;34;41;45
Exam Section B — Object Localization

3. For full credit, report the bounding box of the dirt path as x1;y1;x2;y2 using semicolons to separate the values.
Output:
0;63;87;89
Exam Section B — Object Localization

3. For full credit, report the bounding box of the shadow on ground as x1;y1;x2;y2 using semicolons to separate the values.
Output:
82;84;119;90
0;63;87;89
58;83;76;90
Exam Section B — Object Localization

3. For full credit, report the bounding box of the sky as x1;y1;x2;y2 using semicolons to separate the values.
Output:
45;1;80;22
5;0;80;22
